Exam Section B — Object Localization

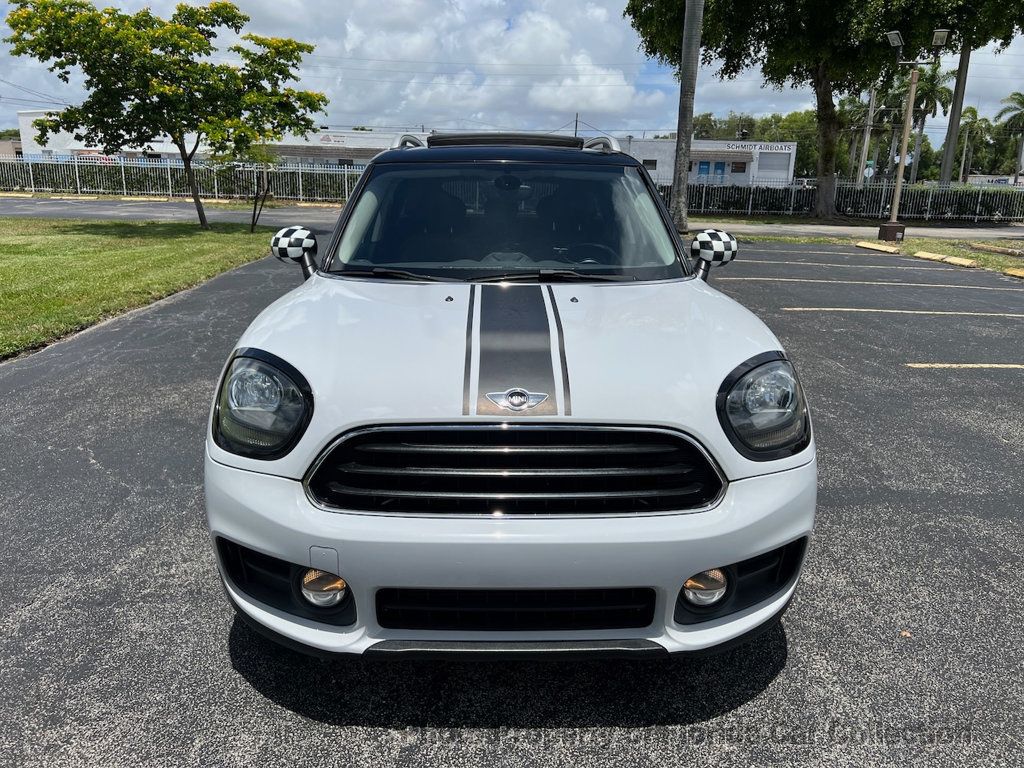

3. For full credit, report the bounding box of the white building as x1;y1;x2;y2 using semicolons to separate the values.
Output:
18;109;797;185
16;110;423;165
623;137;798;186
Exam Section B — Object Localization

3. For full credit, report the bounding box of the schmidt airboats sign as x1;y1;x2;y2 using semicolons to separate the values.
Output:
725;142;797;153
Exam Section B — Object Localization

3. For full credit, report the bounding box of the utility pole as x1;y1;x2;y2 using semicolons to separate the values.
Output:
670;0;705;233
574;113;578;137
856;88;876;189
958;123;971;183
939;42;971;186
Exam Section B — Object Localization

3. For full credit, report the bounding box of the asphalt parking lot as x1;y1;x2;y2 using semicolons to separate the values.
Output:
1;236;1022;766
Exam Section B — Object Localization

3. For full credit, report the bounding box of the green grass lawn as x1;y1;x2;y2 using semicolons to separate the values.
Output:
0;218;270;360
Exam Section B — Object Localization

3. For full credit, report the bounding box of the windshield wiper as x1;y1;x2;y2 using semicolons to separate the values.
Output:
335;267;443;282
473;269;636;283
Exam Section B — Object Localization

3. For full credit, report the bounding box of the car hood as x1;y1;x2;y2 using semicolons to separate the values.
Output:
209;274;813;480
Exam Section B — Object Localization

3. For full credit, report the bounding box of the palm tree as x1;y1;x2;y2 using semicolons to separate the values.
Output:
995;91;1024;185
909;63;954;183
838;94;868;178
957;107;979;182
875;84;906;182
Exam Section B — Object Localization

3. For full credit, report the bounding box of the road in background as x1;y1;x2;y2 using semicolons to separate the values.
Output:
1;195;1022;240
1;243;1022;765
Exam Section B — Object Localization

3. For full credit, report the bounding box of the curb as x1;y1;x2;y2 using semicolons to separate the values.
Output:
1004;268;1024;280
856;241;901;254
970;242;1024;258
913;251;977;268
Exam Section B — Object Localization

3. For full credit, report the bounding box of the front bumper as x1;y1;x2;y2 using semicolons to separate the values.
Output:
205;451;816;656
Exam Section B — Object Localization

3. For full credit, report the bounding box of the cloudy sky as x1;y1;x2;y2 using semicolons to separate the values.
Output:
1;0;1022;144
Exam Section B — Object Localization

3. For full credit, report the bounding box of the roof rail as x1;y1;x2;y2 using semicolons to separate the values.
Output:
583;136;621;153
390;134;425;149
426;132;584;149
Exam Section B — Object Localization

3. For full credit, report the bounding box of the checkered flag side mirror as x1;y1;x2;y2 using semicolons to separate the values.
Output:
690;229;739;267
271;226;318;262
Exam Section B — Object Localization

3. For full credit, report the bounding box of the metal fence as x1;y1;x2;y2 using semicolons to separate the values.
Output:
2;155;1023;222
658;180;1024;222
0;155;364;204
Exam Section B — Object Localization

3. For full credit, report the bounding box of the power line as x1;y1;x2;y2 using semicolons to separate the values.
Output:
0;77;70;105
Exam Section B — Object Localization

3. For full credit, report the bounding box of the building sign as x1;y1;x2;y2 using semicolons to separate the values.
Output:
319;134;347;145
724;142;796;152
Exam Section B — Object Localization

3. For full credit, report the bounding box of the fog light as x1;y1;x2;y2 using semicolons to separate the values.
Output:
683;568;728;606
299;569;348;607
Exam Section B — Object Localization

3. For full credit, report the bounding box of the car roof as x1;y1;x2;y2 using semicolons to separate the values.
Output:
371;145;642;166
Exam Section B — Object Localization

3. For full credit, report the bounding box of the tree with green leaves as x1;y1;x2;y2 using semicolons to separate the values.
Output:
5;1;327;228
909;63;953;183
995;92;1024;185
756;110;820;177
625;0;937;216
625;0;1024;215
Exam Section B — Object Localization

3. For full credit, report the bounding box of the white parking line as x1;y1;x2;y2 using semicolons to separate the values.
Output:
743;260;954;271
716;277;1024;292
782;308;1024;318
743;249;864;257
906;363;1024;369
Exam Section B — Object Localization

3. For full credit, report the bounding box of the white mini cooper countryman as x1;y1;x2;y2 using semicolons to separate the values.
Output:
205;133;816;659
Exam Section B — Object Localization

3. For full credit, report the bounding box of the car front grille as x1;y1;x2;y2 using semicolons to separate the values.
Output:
305;424;724;515
376;587;657;631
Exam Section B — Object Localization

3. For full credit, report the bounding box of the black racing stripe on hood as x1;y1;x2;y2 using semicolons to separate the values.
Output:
476;285;558;416
546;286;572;416
462;284;476;415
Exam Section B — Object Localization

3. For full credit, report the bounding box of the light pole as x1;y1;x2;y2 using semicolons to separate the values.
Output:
878;28;949;242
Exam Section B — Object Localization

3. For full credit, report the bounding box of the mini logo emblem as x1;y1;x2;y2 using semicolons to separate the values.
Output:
486;388;548;411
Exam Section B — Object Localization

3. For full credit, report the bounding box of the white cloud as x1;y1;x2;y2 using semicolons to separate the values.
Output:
0;0;1022;141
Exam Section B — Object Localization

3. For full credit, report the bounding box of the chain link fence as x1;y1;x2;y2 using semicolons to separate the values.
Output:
2;155;1023;222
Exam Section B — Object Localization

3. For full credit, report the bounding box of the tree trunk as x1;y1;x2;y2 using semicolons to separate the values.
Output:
954;130;970;184
884;128;897;179
1015;135;1024;186
847;133;859;179
870;137;880;184
176;141;209;229
909;116;925;184
939;43;971;186
669;0;705;233
812;64;839;217
250;164;270;232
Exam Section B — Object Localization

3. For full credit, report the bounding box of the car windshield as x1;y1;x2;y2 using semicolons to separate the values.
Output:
326;162;688;281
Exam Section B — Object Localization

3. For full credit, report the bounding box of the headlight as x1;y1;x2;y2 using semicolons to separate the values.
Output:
717;353;810;460
213;349;313;459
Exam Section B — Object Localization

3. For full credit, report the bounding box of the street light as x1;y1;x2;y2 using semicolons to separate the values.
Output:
878;28;950;242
